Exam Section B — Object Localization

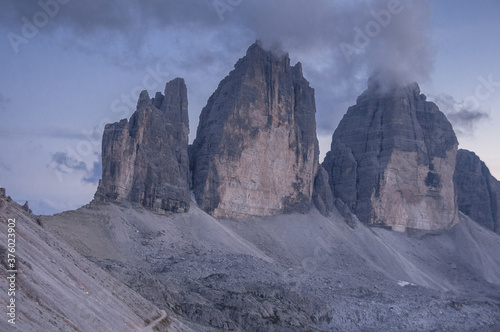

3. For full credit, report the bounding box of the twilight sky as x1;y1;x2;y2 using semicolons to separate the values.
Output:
0;0;499;215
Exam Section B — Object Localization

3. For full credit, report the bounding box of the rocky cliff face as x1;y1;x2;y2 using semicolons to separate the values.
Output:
454;149;500;234
312;166;335;217
95;78;190;213
190;42;319;218
323;78;459;231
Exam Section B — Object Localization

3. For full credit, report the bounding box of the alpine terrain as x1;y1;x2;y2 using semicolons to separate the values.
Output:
2;42;500;331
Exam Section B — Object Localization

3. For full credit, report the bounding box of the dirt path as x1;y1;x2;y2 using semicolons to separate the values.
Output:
138;310;167;332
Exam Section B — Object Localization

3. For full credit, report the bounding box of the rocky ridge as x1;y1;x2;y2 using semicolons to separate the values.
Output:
94;78;190;214
322;78;459;231
454;149;500;234
190;42;320;218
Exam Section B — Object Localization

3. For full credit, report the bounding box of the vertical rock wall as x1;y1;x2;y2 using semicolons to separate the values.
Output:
323;78;458;231
190;42;319;218
454;149;500;234
95;78;190;213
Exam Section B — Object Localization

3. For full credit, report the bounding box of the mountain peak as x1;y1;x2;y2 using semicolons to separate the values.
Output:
246;40;289;60
361;70;420;98
323;77;458;231
358;79;421;105
137;90;152;110
190;42;319;218
95;78;190;214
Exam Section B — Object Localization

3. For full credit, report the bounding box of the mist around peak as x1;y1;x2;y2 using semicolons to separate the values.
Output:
365;69;420;95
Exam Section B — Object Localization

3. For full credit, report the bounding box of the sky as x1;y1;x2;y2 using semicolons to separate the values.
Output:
0;0;499;215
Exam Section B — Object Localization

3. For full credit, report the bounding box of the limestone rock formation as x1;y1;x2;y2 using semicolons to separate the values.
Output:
190;41;319;218
454;149;500;233
312;166;335;217
323;77;459;231
95;78;190;213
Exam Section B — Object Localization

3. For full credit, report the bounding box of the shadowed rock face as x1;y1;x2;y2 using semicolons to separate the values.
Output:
323;78;459;231
454;149;500;234
95;78;190;214
312;166;335;217
190;41;319;218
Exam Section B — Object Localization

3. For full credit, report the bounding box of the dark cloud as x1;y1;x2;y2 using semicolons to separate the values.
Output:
448;109;489;126
1;0;222;67
2;0;433;77
2;0;435;132
228;0;434;131
82;160;102;185
50;152;101;184
1;1;218;31
51;152;87;172
430;94;490;136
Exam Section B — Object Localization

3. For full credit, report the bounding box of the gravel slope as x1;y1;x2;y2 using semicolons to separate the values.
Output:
0;191;194;332
41;199;500;331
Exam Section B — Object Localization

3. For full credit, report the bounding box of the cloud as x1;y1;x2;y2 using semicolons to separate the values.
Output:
49;152;101;185
1;0;223;67
2;0;433;77
51;151;87;172
228;0;435;130
1;0;435;132
430;93;490;136
82;160;102;185
239;0;433;84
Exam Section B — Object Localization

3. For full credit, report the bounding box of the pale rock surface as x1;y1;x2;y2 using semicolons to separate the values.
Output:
190;41;319;218
323;77;458;231
95;78;190;213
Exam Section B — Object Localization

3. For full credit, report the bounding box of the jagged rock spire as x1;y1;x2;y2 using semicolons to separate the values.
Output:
95;78;190;214
190;41;319;218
